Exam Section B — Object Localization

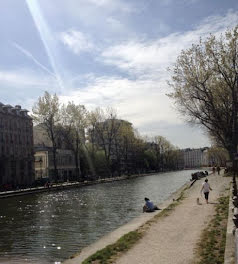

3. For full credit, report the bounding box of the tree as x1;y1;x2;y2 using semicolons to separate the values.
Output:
32;92;61;181
169;26;238;165
207;147;229;166
111;120;136;175
87;107;122;176
143;149;157;171
87;108;103;173
131;137;147;174
61;102;88;180
150;136;177;171
150;136;167;171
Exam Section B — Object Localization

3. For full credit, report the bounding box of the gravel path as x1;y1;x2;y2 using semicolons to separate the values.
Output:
114;173;230;264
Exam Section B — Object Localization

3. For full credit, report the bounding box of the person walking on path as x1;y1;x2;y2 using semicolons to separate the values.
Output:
217;166;221;175
201;178;212;204
66;171;229;264
212;166;216;174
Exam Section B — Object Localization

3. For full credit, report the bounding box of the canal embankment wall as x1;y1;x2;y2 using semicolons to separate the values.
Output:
0;174;147;198
64;171;225;264
63;181;191;264
224;184;235;264
0;169;199;199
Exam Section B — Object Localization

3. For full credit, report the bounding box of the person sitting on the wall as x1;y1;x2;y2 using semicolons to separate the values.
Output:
143;197;160;212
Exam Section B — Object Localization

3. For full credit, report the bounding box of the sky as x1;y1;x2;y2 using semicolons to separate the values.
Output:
0;0;237;149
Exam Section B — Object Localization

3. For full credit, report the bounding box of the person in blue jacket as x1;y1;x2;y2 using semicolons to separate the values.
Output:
143;197;160;212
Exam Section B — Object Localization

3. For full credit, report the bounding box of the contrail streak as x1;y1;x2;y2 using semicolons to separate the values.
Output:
25;0;65;92
12;42;55;78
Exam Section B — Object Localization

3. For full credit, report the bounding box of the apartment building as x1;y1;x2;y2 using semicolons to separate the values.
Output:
183;147;209;168
0;103;34;187
34;146;76;181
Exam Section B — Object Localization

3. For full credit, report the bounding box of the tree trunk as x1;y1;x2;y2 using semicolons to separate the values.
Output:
52;147;58;182
74;153;81;181
75;138;81;181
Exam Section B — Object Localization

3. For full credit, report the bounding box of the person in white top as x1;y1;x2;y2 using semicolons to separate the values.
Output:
201;179;212;204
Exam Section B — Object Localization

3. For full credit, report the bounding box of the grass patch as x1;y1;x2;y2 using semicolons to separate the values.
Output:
81;186;188;264
194;196;229;264
223;172;233;177
153;188;187;218
82;231;142;264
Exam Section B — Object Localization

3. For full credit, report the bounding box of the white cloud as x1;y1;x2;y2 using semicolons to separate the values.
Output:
161;0;199;6
12;42;55;77
100;10;238;79
60;76;180;124
60;30;94;55
0;69;59;111
59;75;209;148
59;11;238;148
106;17;125;31
49;0;139;32
86;0;137;13
0;69;55;87
2;10;237;148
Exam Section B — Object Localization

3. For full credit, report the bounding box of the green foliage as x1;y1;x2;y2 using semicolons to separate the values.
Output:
207;147;229;166
82;231;142;264
61;102;88;142
32;91;61;127
32;92;61;180
60;102;89;178
32;91;61;145
81;186;188;263
32;92;184;179
195;196;229;264
144;149;157;170
169;25;238;158
93;150;109;176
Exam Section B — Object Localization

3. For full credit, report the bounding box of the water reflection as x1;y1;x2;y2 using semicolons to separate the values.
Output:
0;170;196;263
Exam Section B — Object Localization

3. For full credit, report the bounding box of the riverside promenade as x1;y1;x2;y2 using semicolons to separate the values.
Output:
65;172;230;264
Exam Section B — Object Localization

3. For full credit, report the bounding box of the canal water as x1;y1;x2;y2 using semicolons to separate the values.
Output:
0;170;197;264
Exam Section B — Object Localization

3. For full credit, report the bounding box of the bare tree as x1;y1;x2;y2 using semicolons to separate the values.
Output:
169;26;238;165
113;120;136;175
32;92;61;181
207;147;229;166
61;102;88;180
88;107;121;176
151;136;166;171
150;136;177;171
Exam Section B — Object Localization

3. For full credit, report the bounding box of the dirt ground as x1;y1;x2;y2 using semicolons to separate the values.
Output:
114;172;230;264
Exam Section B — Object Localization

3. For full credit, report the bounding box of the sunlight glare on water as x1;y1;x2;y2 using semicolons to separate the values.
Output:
0;170;197;263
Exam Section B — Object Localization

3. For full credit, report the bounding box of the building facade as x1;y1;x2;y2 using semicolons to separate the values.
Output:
183;147;209;168
34;146;77;182
0;103;34;188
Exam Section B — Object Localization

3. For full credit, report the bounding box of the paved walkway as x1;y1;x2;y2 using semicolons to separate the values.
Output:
114;173;230;264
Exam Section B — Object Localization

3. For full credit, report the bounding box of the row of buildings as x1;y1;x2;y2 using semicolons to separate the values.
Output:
182;148;215;168
0;103;76;188
0;103;222;188
0;103;34;187
169;147;221;170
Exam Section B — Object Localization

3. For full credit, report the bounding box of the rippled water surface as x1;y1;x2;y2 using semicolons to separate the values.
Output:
0;170;197;263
